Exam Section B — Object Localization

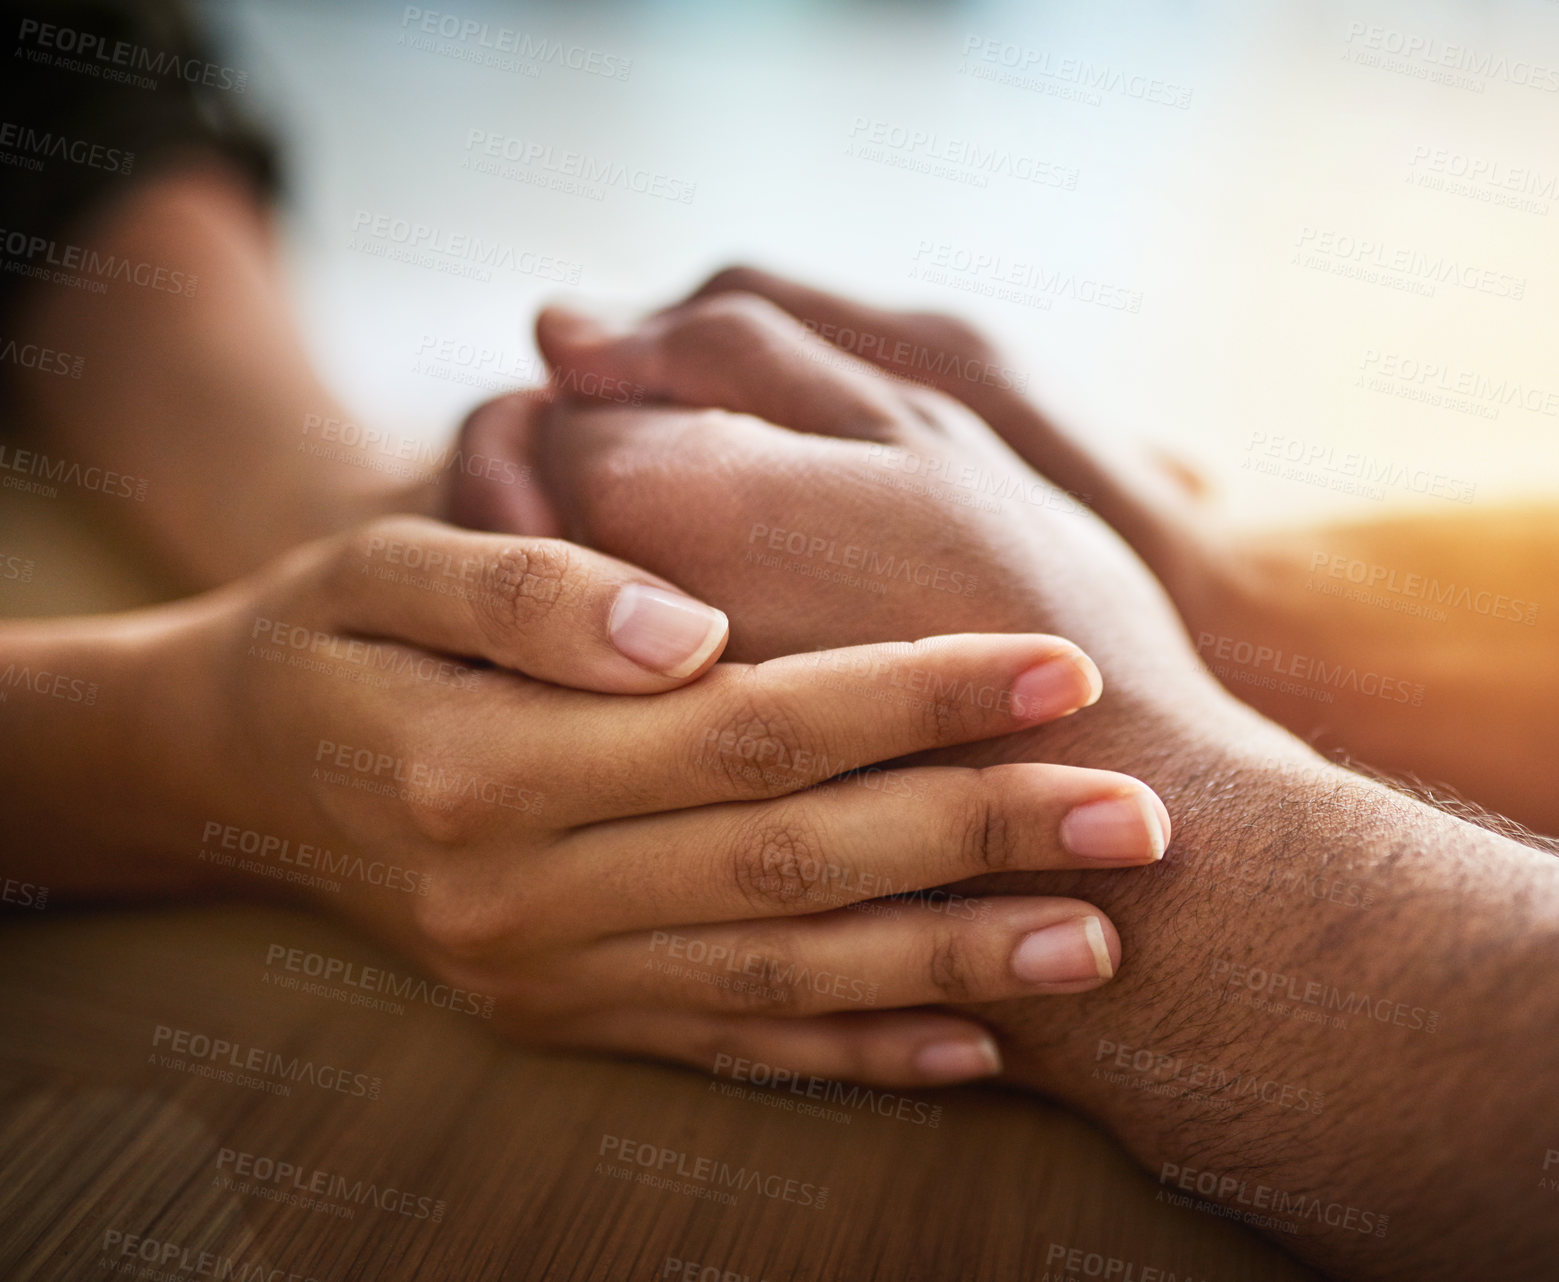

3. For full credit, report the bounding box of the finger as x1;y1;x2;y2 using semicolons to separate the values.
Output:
536;290;910;440
291;515;728;691
518;631;1104;822
560;1006;1005;1089
443;389;564;537
587;898;1120;1018
689;264;998;404
561;762;1168;932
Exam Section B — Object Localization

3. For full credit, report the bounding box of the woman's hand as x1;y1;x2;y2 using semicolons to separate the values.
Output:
120;517;1169;1087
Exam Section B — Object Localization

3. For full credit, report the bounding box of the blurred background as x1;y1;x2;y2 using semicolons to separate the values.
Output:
206;0;1559;523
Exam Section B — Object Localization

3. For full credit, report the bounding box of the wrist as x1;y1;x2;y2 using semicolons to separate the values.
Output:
0;603;237;899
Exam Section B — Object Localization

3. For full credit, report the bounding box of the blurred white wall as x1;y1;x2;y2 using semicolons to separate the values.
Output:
208;0;1559;524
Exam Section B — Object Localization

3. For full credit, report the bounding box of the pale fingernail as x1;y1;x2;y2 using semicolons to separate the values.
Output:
609;584;728;677
1009;651;1103;722
913;1036;1002;1083
1011;917;1114;984
1060;790;1169;863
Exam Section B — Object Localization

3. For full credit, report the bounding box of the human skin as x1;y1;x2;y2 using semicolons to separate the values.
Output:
680;268;1559;836
0;510;1189;1087
508;293;1559;1281
4;163;448;591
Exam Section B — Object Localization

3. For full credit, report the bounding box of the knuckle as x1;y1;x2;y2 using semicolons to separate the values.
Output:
694;680;820;797
901;640;984;742
400;783;484;848
471;538;583;641
721;932;802;1012
728;815;826;914
700;265;765;296
957;782;1019;875
926;927;980;1002
413;882;506;964
679;292;789;349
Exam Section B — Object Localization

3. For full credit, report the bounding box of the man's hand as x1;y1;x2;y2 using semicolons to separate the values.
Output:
513;292;1559;1282
527;291;1214;719
674;268;1559;834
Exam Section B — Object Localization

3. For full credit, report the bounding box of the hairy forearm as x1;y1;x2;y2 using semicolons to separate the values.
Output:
949;692;1559;1281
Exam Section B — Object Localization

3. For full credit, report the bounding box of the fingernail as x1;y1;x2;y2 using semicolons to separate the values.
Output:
609;584;728;677
1060;790;1169;863
1011;917;1114;984
913;1036;1002;1083
1010;651;1103;722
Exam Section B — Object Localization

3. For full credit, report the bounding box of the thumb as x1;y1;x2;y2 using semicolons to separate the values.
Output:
294;516;730;692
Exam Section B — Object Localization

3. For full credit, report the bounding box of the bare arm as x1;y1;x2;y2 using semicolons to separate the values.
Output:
6;163;445;590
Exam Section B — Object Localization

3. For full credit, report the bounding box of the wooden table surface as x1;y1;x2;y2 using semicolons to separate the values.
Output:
0;905;1323;1282
0;494;1323;1282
